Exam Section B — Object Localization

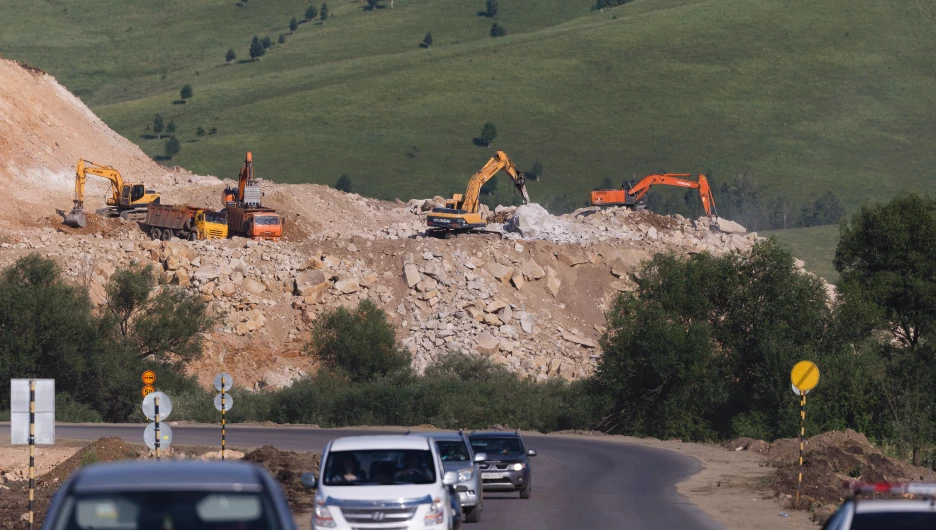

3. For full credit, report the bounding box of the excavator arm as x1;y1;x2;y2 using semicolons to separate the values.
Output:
73;159;125;210
65;160;159;228
457;151;531;214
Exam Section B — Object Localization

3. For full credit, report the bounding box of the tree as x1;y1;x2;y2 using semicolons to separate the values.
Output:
478;122;497;147
366;0;382;9
530;159;543;181
278;34;287;44
320;2;329;21
335;174;352;192
801;191;845;227
305;299;412;382
290;17;298;31
768;196;795;230
305;5;318;19
209;127;218;134
422;32;433;48
196;126;206;136
164;137;181;159
480;175;498;196
490;22;506;37
166;119;176;136
261;35;273;49
486;0;499;16
180;84;193;101
595;176;613;190
249;36;266;60
152;114;164;138
225;48;236;63
835;192;936;350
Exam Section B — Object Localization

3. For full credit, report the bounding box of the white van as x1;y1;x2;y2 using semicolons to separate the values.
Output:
303;435;461;530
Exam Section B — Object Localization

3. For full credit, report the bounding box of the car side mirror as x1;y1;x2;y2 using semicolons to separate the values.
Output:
527;449;537;457
301;472;317;488
442;471;458;486
473;452;487;463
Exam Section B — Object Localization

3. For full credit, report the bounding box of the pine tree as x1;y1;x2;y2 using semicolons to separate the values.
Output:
225;48;236;63
490;22;506;37
164;137;181;159
180;84;193;101
479;122;497;147
530;159;544;181
166;119;176;136
305;5;318;20
423;33;433;48
290;17;298;31
278;34;287;44
486;0;499;16
249;36;266;60
261;35;272;49
152;114;164;139
320;2;329;21
335;174;352;192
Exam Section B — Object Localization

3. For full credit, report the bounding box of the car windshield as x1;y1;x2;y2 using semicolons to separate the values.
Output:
470;437;524;456
436;440;470;462
851;512;936;529
204;212;226;224
51;491;280;530
254;216;279;225
323;449;436;486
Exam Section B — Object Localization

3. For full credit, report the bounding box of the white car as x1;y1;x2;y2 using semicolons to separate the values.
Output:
304;435;461;530
823;482;936;529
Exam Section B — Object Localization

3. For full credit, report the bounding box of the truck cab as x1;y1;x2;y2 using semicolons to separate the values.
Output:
305;435;461;530
195;210;228;239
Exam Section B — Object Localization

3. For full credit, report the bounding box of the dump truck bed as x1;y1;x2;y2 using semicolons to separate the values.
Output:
145;204;200;229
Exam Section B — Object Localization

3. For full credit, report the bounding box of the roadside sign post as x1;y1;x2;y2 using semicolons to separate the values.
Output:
142;391;172;461
11;379;55;530
790;361;820;505
214;373;234;461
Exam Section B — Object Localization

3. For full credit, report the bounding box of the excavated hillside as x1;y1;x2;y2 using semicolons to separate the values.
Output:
0;57;819;391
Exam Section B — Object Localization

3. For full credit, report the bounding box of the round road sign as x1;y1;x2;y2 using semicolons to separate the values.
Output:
791;361;820;392
214;373;234;392
144;422;173;450
142;391;173;421
142;370;156;385
141;385;155;398
214;393;234;412
791;383;811;396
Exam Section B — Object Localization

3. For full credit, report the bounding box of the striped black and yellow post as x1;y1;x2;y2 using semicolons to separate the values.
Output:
795;391;806;503
221;377;226;461
155;396;161;462
28;379;35;530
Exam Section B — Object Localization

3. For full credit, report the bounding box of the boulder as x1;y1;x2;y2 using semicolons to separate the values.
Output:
497;305;513;324
171;270;191;288
511;273;524;290
484;299;508;313
262;371;293;390
333;279;360;294
546;266;561;298
404;263;422;288
193;266;220;282
520;258;545;281
486;262;513;284
508;203;550;238
242;278;266;295
557;249;588;267
717;218;746;234
561;331;598;348
474;331;500;355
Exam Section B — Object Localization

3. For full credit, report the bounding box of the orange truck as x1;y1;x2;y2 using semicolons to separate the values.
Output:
222;151;283;241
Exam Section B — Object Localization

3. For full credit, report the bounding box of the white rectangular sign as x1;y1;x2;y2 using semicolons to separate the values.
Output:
10;379;55;445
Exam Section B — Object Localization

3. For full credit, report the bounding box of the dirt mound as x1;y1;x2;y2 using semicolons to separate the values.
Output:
730;429;936;510
40;437;139;487
243;445;320;512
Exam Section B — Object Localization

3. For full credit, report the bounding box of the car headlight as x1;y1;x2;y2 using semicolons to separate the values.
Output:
512;463;525;471
424;499;445;526
457;468;474;482
313;505;336;528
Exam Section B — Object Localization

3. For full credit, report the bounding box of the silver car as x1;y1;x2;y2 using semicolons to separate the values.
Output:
415;431;487;523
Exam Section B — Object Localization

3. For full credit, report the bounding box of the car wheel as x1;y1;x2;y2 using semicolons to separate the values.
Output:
520;484;532;499
465;506;481;523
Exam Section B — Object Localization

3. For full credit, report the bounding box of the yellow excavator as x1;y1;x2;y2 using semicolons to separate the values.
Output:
427;151;531;235
63;159;161;228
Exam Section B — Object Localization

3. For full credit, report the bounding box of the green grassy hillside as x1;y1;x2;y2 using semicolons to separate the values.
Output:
762;225;841;283
2;0;934;210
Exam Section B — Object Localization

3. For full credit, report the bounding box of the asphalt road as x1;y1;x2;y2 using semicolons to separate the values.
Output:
56;424;723;530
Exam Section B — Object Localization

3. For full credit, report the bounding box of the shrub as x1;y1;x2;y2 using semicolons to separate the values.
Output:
490;22;506;37
196;126;206;136
305;299;411;383
225;48;236;63
305;5;318;20
334;173;352;192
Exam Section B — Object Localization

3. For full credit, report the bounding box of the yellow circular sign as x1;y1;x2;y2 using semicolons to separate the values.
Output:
141;385;155;398
791;361;820;392
142;370;156;385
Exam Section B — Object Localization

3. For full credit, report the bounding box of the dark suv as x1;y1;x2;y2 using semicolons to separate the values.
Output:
468;431;536;499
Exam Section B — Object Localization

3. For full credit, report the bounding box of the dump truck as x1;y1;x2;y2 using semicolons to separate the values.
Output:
222;152;283;241
142;204;228;241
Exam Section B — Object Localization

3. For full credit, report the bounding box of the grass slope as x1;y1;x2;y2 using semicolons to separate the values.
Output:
762;225;840;283
1;0;934;209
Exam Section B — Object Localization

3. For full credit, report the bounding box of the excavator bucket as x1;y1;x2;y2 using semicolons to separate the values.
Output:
64;207;87;228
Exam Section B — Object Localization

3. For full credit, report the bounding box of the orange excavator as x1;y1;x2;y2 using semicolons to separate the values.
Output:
590;173;719;229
